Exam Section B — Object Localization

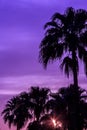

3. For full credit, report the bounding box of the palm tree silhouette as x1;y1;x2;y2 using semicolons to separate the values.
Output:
50;84;87;130
1;93;32;130
39;7;87;86
2;86;87;130
27;86;50;130
29;87;50;122
2;87;50;130
26;87;51;130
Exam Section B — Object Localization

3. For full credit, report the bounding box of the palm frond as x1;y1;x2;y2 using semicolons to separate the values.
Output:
65;7;75;24
52;12;65;22
44;21;58;29
75;9;87;31
78;45;86;60
45;28;59;35
80;31;87;46
61;56;73;77
39;38;64;68
83;51;87;75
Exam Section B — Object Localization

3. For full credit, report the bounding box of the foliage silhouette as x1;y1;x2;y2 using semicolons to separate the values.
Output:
2;86;87;130
39;7;87;86
2;87;50;130
27;121;41;130
50;84;87;130
1;93;32;130
29;86;50;122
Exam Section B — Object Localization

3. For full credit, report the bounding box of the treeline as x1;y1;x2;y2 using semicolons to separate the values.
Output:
2;84;87;130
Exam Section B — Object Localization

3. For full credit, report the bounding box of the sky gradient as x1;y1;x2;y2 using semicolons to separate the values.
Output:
0;0;87;130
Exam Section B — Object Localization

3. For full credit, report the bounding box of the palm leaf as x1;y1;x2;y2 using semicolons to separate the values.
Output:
78;45;86;60
39;39;64;68
44;21;58;29
61;56;73;77
75;9;87;31
80;31;87;46
52;12;65;23
83;51;87;75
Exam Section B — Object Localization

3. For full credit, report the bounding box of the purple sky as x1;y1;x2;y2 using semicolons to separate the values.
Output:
0;0;87;130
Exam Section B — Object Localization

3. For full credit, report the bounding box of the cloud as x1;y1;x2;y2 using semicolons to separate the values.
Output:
0;73;87;95
0;74;71;95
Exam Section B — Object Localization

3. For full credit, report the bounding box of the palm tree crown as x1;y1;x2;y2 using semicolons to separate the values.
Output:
50;84;87;130
29;87;50;122
1;93;32;130
1;87;50;130
39;7;87;86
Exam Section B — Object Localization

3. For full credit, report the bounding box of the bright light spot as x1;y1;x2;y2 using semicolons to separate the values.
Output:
51;118;62;128
52;118;57;127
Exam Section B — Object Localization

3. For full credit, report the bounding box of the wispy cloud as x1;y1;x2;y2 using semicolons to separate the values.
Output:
0;73;87;95
0;74;71;95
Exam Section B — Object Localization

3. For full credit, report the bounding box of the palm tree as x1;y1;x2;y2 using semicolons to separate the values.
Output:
1;93;32;130
29;87;50;122
49;90;67;130
24;86;51;130
39;7;87;86
2;87;50;130
50;84;87;130
2;96;19;129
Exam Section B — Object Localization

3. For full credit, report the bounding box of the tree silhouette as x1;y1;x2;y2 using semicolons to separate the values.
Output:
29;87;50;122
1;93;32;130
50;84;87;130
39;7;87;86
27;121;42;130
26;86;51;130
2;86;87;130
2;87;50;130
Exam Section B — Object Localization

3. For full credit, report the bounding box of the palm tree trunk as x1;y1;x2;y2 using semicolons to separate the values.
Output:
73;66;78;86
72;51;78;87
69;51;79;130
17;125;20;130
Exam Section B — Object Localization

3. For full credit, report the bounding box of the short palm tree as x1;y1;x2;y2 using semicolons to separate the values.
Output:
50;85;87;130
2;96;19;129
2;87;50;130
39;7;87;86
29;87;50;122
1;93;32;130
26;86;51;130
